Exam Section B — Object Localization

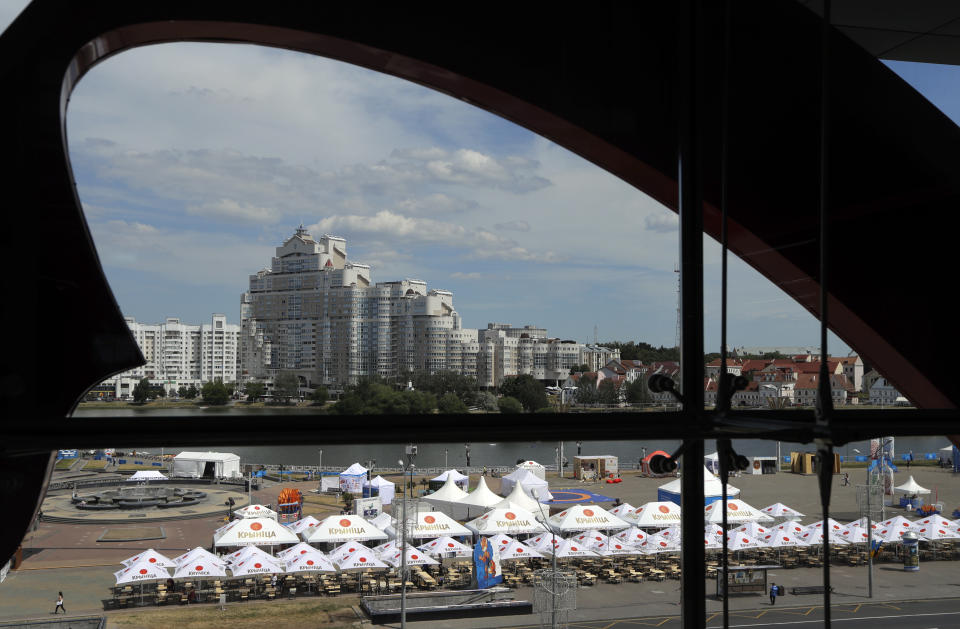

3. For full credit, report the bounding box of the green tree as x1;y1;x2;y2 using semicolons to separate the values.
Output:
575;373;599;404
245;381;265;402
497;396;523;414
569;364;591;374
342;492;354;511
185;385;198;399
310;386;329;405
152;385;166;398
273;371;300;404
177;385;188;398
438;392;468;414
201;379;230;405
597;379;619;405
477;391;499;412
626;376;651;404
499;374;548;412
410;370;479;406
132;377;150;404
333;382;437;415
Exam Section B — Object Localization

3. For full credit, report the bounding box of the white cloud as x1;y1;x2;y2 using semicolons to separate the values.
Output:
645;213;679;233
451;272;483;280
494;220;531;232
187;199;281;223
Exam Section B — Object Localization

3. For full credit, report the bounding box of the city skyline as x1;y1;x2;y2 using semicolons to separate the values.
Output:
8;6;960;352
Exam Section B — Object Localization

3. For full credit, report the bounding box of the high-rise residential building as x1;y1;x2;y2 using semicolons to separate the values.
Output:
241;228;618;389
95;314;240;398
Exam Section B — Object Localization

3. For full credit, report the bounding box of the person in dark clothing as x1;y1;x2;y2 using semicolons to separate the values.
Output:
770;583;778;605
54;592;65;614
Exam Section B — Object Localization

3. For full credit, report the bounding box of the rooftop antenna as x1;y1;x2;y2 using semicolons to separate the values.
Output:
593;324;598;345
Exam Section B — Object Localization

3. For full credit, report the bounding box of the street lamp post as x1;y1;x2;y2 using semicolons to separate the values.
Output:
531;488;557;629
400;444;417;629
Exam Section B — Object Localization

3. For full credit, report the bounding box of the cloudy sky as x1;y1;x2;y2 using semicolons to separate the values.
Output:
4;5;956;353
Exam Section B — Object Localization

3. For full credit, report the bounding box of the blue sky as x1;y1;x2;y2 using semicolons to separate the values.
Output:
4;5;956;353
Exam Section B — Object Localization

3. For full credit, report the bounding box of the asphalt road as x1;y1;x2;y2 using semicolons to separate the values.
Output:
505;598;960;629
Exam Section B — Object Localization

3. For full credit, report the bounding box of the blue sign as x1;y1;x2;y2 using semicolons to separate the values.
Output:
545;489;617;504
474;538;502;589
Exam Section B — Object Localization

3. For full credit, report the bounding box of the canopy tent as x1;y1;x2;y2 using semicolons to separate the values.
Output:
423;475;469;506
213;517;299;547
126;470;168;482
879;515;918;532
572;530;609;551
799;528;849;545
304;514;388;544
225;545;276;566
734;522;772;539
121;549;175;569
276;542;318;560
499;468;553;501
704;499;773;524
335;547;390;571
499;539;543;560
761;503;804;518
320;475;341;492
627;501;682;528
609;502;637;519
894;475;931;495
547;504;630;532
775;520;808;536
457;476;502;510
526;533;561;553
382;547;440;568
287;516;321;536
172;451;241;479
172;560;229;580
839;524;870;544
407;510;472;539
284;550;336;574
492;481;547;514
339;463;369;494
465;507;547;535
640;534;679;553
372;540;402;557
916;524;960;541
614;526;648;545
369;512;393;532
330;542;375;564
430;469;470;488
515;460;546;480
598;540;641;556
760;531;807;548
363;475;395;504
723;531;761;551
419;536;473;558
807;518;846;532
543;538;599;559
173;547;225;568
657;466;740;506
234;504;278;520
115;559;169;585
704;452;720;474
231;556;285;576
486;533;517;552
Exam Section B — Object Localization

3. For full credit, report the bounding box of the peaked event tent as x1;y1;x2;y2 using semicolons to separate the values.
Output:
339;463;369;494
499;468;553;501
364;475;395;504
305;514;389;544
547;504;630;532
126;470;168;482
456;476;502;510
213;517;299;547
628;501;682;527
234;504;278;520
423;475;469;506
894;475;931;495
704;499;773;524
431;469;470;487
465;507;547;535
657;466;740;506
516;460;547;479
492;481;547;514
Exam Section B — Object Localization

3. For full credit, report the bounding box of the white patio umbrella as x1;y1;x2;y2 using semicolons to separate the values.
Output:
573;530;610;550
499;539;544;560
761;503;805;518
234;504;278;520
419;536;473;558
465;507;546;535
173;547;226;568
705;499;773;524
330;542;375;564
734;522;772;539
614;526;649;545
335;547;390;571
544;538;599;559
304;514;389;544
547;504;629;532
704;536;723;550
839;524;870;544
705;524;724;540
879;515;918;531
121;549;175;569
382;547;440;568
285;550;336;575
775;520;809;536
609;502;637;518
914;515;956;530
759;531;806;548
487;533;517;550
372;540;405;557
724;531;761;551
915;524;960;541
407;510;472;539
639;537;679;553
596;539;641;556
807;518;846;532
628;501;681;528
214;517;299;547
115;559;170;585
527;533;563;553
275;542;319;561
799;528;849;546
226;546;278;567
287;515;321;536
172;560;229;580
231;556;285;576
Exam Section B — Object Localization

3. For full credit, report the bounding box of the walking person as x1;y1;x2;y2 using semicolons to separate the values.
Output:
769;582;778;605
54;592;65;614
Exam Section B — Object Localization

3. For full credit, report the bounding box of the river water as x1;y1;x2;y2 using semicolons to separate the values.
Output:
72;407;953;469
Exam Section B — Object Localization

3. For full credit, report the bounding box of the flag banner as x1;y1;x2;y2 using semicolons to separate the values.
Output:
474;537;503;589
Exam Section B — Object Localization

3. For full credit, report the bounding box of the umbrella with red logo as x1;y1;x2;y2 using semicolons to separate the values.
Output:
382;547;440;568
120;548;175;569
233;504;278;520
419;536;473;558
628;501;682;528
229;556;285;577
275;542;319;561
304;514;389;544
172;560;229;580
498;539;544;561
287;515;321;536
546;504;629;532
115;559;170;585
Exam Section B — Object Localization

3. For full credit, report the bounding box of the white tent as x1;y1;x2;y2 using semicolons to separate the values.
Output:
407;510;472;539
799;528;849;545
598;540;641;556
276;542;319;560
609;502;637;519
231;556;286;576
172;560;228;580
547;504;630;532
364;475;395;505
704;499;773;524
486;534;517;552
382;547;440;568
213;517;299;547
775;520;808;537
172;451;241;479
761;503;805;518
894;475;931;495
724;531;762;551
734;522;772;539
544;538;599;559
234;504;278;520
304;514;389;544
614;526;649;545
628;501;682;527
339;463;368;494
369;512;393;532
287;516;321;536
424;476;469;506
173;547;225;568
285;550;336;574
336;547;390;571
759;531;807;548
419;536;473;558
115;559;169;585
431;469;470;487
465;507;547;535
126;470;168;482
330;542;375;564
492;481;546;514
499;468;553;501
657;466;740;505
916;524;960;541
225;545;276;566
516;460;546;480
457;476;503;510
499;539;544;560
320;476;340;492
572;530;609;550
121;549;175;568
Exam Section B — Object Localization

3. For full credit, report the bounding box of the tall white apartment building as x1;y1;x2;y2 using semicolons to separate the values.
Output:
241;228;617;388
98;314;240;397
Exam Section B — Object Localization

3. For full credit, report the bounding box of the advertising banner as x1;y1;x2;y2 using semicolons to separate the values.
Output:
474;537;503;589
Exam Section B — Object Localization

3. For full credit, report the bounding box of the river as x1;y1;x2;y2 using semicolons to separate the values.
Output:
71;407;953;469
